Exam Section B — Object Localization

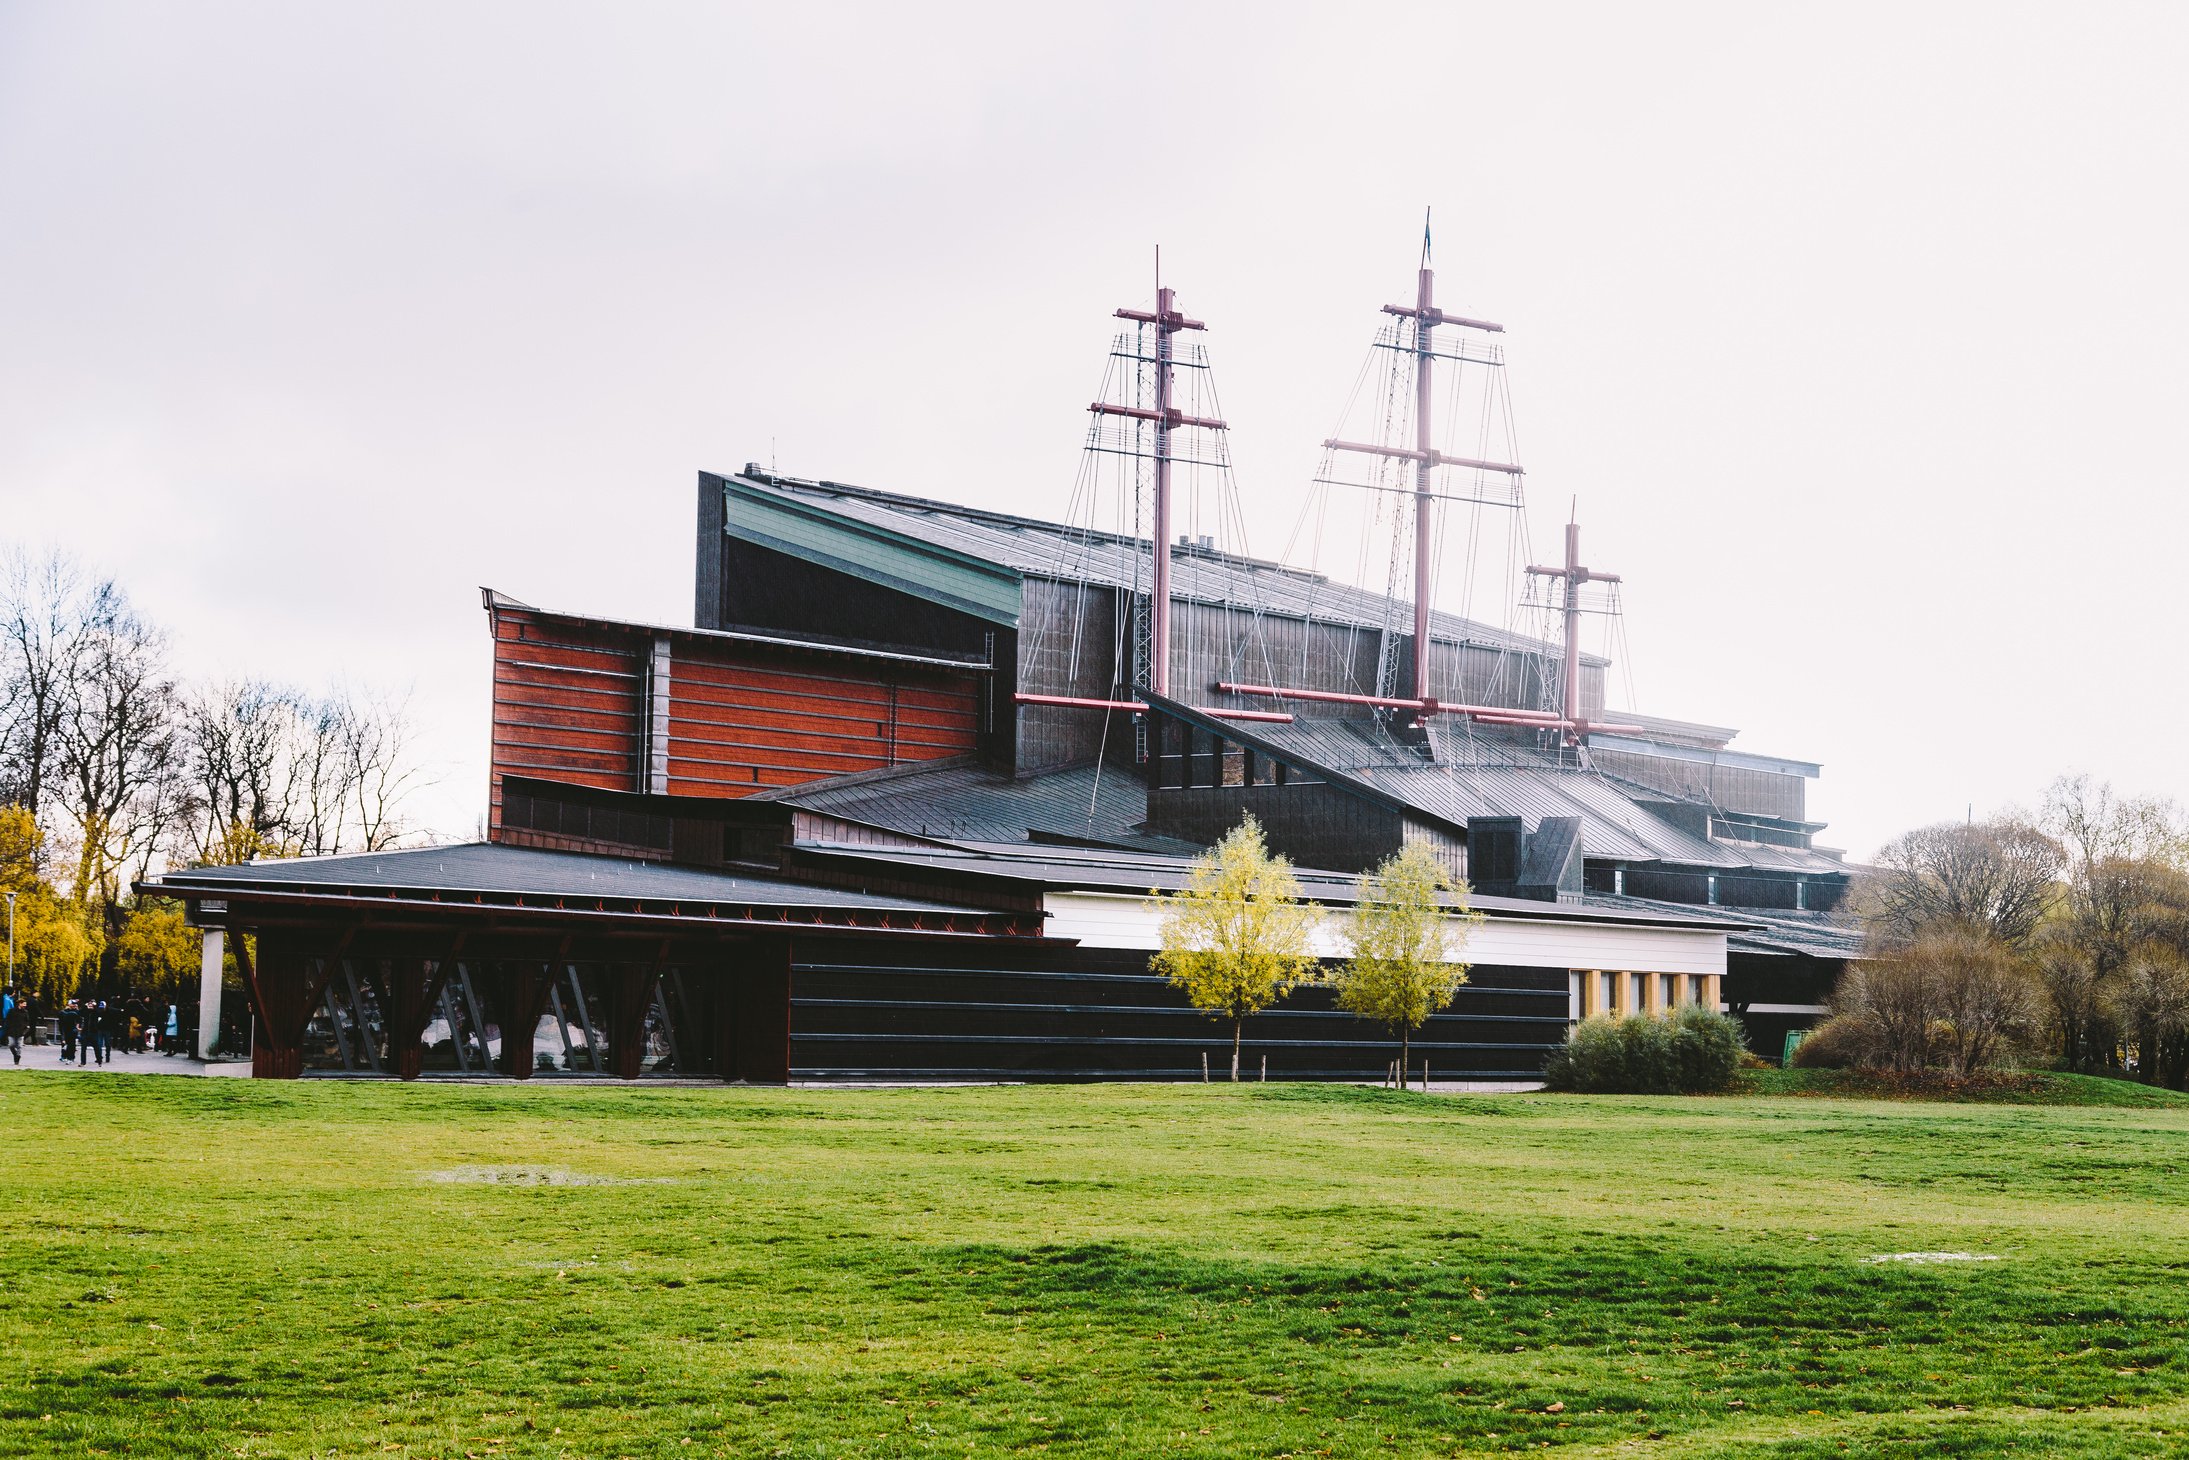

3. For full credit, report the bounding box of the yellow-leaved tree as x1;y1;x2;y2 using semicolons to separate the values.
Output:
1151;815;1320;1081
1334;841;1480;1082
117;899;201;999
0;804;103;1003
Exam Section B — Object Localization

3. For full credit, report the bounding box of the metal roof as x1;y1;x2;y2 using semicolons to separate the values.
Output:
787;840;1742;931
481;589;993;671
761;758;1197;853
724;470;1598;662
149;842;988;916
1150;698;1852;878
1586;892;1866;960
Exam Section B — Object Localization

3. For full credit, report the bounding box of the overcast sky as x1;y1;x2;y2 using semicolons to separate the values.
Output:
3;2;2185;858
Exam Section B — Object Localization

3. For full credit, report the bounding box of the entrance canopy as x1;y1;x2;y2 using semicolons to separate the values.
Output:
139;842;1046;1081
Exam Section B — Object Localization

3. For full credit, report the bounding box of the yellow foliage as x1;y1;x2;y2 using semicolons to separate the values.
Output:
118;900;200;993
0;806;102;1001
1150;816;1319;1079
1334;841;1480;1073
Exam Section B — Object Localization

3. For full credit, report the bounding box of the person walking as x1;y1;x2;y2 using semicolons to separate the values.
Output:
3;994;24;1065
163;1002;179;1055
58;1000;79;1063
89;1000;109;1066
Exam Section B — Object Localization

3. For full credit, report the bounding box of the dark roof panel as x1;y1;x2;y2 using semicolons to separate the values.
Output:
728;471;1600;663
151;842;984;914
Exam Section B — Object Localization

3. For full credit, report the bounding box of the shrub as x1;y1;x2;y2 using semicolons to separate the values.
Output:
1831;929;2038;1074
1666;1005;1747;1092
1789;1014;1872;1070
1543;1008;1747;1094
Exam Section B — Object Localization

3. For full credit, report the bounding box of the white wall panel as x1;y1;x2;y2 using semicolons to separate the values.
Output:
1044;891;1726;976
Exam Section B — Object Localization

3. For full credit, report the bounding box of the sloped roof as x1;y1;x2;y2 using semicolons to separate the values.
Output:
146;842;989;915
786;839;1741;931
725;470;1597;662
759;757;1196;854
1150;697;1851;878
1587;892;1866;960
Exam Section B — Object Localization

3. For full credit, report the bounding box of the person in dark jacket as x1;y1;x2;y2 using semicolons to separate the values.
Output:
58;1001;79;1063
3;995;24;1064
87;1000;108;1066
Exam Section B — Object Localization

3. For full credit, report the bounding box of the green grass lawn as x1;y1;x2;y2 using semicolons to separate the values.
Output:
4;1077;2189;1458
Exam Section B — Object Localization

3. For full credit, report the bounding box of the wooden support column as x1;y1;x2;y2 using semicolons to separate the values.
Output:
387;950;457;1081
389;959;427;1081
712;945;741;1081
607;942;671;1080
1579;968;1600;1018
733;938;793;1084
498;963;557;1079
235;932;288;1079
1705;973;1722;1013
607;963;655;1080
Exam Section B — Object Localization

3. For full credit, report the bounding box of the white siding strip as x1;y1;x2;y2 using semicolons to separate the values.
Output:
1043;891;1726;976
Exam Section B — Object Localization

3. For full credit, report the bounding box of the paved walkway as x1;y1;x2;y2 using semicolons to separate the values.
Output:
4;1044;250;1076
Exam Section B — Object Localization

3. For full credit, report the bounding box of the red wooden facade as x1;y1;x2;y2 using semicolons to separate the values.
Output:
484;591;986;838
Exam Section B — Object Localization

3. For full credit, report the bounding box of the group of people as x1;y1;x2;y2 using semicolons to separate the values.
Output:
0;990;183;1066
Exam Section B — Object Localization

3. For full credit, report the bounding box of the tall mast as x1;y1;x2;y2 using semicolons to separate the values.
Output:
1323;226;1520;704
1095;255;1215;698
1411;263;1435;701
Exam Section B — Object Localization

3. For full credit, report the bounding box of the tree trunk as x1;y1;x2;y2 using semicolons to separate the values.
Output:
1231;1018;1241;1082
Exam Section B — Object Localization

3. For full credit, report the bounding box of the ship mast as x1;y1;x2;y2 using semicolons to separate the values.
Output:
1319;223;1524;702
1099;255;1214;696
1525;517;1623;750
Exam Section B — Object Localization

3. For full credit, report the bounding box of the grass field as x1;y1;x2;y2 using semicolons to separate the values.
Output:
4;1076;2189;1458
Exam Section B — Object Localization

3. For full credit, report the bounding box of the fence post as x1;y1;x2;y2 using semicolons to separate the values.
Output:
1201;1052;1209;1082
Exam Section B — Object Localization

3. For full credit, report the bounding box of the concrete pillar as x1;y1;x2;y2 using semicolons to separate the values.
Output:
196;929;224;1060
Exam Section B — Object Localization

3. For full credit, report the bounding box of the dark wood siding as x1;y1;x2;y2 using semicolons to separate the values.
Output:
788;940;1568;1081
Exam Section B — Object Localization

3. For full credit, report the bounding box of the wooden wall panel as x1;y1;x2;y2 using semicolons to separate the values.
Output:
486;602;986;834
488;615;645;833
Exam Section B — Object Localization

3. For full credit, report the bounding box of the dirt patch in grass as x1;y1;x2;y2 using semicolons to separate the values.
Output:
425;1165;673;1187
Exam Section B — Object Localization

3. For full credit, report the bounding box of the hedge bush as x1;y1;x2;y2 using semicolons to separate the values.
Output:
1543;1006;1747;1094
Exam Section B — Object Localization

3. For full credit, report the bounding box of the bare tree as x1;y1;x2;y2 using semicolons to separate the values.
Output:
292;694;360;856
54;582;179;906
344;689;426;851
0;549;89;826
1926;930;2038;1074
2108;948;2189;1089
2033;935;2113;1073
1858;817;2063;949
1835;955;1937;1074
180;679;308;863
2043;776;2189;975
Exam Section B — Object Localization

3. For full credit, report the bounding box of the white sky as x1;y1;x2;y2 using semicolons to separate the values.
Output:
3;2;2185;859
